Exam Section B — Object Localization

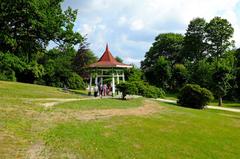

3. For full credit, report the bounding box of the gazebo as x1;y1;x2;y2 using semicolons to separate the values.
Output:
88;44;132;96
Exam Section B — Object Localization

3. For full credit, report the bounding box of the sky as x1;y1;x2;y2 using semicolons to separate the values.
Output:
62;0;240;66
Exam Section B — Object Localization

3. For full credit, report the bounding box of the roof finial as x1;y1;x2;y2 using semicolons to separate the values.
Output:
106;43;109;51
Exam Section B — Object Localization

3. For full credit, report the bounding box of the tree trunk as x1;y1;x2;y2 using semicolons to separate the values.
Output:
218;96;222;106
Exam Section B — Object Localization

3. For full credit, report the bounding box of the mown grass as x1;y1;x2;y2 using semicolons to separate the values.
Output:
43;101;240;159
55;98;144;110
210;100;240;108
0;81;240;158
0;81;83;99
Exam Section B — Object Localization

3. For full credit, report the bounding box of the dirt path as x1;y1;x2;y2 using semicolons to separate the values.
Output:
26;141;46;159
38;99;163;122
68;99;162;121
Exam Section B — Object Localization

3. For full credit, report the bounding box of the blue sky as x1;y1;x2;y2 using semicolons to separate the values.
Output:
62;0;240;66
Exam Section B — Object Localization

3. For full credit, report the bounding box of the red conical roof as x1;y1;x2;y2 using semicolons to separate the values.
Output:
89;44;132;68
98;44;118;63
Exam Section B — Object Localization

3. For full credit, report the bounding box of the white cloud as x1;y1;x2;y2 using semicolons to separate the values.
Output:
124;57;143;67
130;19;144;31
81;24;93;35
118;16;127;26
64;0;240;66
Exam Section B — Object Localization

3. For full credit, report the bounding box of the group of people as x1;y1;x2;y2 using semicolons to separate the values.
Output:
94;83;112;97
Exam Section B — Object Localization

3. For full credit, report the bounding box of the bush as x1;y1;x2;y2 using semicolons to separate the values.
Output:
66;73;86;89
177;84;214;109
116;82;138;100
117;80;165;99
131;81;165;98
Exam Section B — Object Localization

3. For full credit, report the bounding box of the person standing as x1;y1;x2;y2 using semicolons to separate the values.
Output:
100;84;103;98
103;84;107;96
94;85;98;97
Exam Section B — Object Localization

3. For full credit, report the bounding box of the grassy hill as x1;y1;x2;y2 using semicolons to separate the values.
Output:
0;81;239;159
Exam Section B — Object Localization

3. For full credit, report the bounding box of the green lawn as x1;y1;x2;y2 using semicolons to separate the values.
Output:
210;100;240;108
0;80;83;99
0;81;240;159
56;98;143;110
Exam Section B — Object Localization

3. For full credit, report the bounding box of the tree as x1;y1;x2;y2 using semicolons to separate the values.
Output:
115;56;123;63
171;64;188;90
235;49;240;99
205;17;234;105
211;63;232;106
205;17;234;63
144;56;172;89
116;82;138;100
72;40;97;79
141;33;184;69
38;47;86;89
188;59;213;89
0;0;82;83
124;67;143;81
183;18;207;62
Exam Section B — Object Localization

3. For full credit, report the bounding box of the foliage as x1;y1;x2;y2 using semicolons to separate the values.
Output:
116;82;138;100
234;49;240;100
124;67;143;81
0;0;82;57
0;0;82;83
178;84;214;109
141;16;237;105
115;56;123;63
188;59;213;89
141;33;184;69
72;40;97;79
205;17;234;61
211;63;232;106
131;81;165;98
144;56;172;89
171;64;188;90
182;18;207;62
38;47;86;89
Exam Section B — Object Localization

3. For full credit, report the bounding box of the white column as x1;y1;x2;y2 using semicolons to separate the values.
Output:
95;75;98;85
88;74;92;95
112;74;115;96
101;70;103;84
122;73;125;82
117;73;120;84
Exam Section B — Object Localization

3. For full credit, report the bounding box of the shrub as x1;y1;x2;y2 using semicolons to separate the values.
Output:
116;82;138;100
66;73;86;89
142;85;165;98
131;81;165;98
177;84;214;109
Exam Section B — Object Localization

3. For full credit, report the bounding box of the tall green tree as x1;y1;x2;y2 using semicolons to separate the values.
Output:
144;56;172;89
188;59;213;89
0;0;82;82
205;17;234;63
212;63;232;106
72;40;97;80
205;17;234;105
141;33;184;69
171;64;188;90
183;18;207;62
39;47;85;89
